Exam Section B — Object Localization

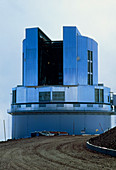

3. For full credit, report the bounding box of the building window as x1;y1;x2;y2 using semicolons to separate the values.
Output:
17;105;21;108
95;89;104;103
88;62;90;72
95;89;99;102
88;50;93;85
12;90;16;104
88;50;91;60
39;92;50;101
39;104;46;107
73;104;80;107
26;104;31;107
87;104;93;107
99;104;103;108
52;92;65;101
90;74;93;85
56;104;64;107
88;74;90;85
108;96;110;102
100;89;104;103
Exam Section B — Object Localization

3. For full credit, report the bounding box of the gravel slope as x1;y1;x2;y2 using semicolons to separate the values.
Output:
89;127;116;150
0;136;115;170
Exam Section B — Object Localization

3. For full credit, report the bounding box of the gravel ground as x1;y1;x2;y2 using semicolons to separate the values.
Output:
0;136;115;170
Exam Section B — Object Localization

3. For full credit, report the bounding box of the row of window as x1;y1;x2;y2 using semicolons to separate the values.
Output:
15;103;104;108
39;91;65;101
39;89;104;103
74;104;103;108
95;89;104;103
12;91;65;104
38;103;64;107
88;50;93;85
12;89;106;104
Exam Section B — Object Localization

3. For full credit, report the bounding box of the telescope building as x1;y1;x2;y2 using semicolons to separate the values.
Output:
8;26;115;139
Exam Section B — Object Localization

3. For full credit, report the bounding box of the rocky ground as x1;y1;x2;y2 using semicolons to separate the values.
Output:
0;135;115;170
89;126;116;150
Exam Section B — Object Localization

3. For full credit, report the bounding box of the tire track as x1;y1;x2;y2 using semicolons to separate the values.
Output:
0;136;115;170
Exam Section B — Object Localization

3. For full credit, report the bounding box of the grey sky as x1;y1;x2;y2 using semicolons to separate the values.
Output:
0;0;116;138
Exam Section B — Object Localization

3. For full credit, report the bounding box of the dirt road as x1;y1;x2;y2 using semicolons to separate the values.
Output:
0;136;115;170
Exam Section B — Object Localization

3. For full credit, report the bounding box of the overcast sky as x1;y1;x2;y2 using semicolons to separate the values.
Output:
0;0;116;139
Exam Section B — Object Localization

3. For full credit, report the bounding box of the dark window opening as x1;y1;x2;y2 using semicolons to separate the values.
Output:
12;90;16;104
56;104;64;107
17;105;21;108
95;89;99;102
87;104;93;107
90;62;93;73
90;74;93;85
39;104;46;107
95;88;104;103
52;91;65;101
73;104;80;107
88;50;91;60
88;62;90;72
26;104;31;107
88;74;90;85
108;96;110;102
100;89;104;103
88;50;93;85
38;29;63;85
99;104;103;108
39;92;50;102
90;51;93;61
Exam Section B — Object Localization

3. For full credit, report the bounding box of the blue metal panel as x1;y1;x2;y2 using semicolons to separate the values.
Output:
63;26;98;86
26;88;39;103
91;39;98;85
12;114;111;139
22;39;26;85
15;85;111;105
77;85;94;102
104;87;110;103
77;36;88;85
111;115;116;128
77;36;98;85
12;115;29;139
23;28;38;86
63;27;80;85
16;87;26;103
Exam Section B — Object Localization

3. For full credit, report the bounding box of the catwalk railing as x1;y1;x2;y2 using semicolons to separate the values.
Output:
8;102;113;114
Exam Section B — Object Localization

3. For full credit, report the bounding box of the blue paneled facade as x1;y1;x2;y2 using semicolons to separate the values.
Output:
77;36;98;85
23;28;39;86
63;27;80;85
63;27;98;86
8;26;115;139
12;114;111;139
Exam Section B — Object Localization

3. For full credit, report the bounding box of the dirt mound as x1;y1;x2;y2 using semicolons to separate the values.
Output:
89;126;116;150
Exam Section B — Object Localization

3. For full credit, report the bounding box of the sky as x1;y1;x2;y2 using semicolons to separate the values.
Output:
0;0;116;139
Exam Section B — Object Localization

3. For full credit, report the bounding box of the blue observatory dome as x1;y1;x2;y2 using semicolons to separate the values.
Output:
8;26;114;139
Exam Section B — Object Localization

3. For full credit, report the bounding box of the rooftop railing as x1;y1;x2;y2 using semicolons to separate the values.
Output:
8;102;113;114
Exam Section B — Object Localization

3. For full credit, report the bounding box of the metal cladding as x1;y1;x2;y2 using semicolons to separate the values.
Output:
63;26;98;85
8;26;115;139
